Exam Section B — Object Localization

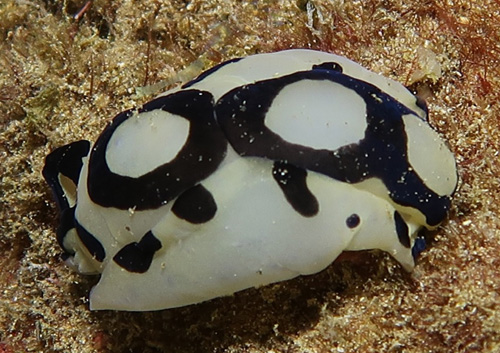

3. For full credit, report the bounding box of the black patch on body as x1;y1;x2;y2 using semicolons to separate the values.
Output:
87;89;227;211
215;70;451;226
43;141;93;259
346;213;360;228
394;211;410;248
412;236;426;259
56;207;77;253
113;231;162;273
75;219;106;262
42;140;90;211
182;58;242;88
313;62;343;73
172;184;217;224
272;162;319;217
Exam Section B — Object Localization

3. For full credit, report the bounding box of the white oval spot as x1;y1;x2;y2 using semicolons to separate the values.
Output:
264;79;367;151
106;109;190;177
403;114;457;196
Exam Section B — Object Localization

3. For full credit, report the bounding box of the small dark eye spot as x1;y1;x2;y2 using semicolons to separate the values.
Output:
346;214;360;228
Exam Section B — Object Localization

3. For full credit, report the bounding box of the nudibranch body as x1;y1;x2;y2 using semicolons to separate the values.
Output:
43;49;457;311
